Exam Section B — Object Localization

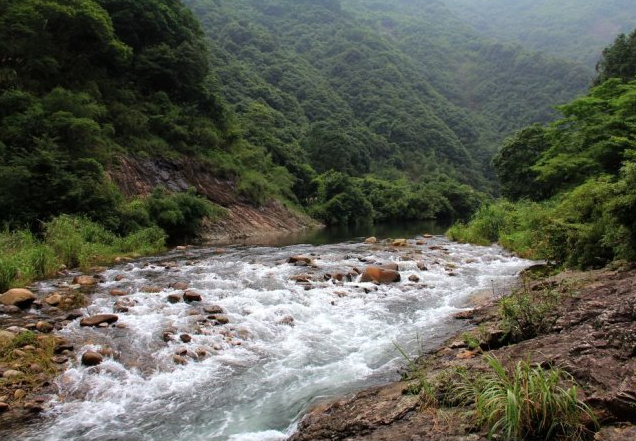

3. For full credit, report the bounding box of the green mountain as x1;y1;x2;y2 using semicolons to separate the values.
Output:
442;0;636;67
0;0;598;240
185;0;591;222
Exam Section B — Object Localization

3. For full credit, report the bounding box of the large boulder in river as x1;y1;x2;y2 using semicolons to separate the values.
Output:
0;289;36;309
80;314;119;327
360;267;401;284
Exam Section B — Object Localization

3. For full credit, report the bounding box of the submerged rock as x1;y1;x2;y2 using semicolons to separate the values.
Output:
72;275;98;286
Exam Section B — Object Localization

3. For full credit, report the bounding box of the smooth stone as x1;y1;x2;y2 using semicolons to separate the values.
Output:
36;321;53;333
52;355;69;364
288;256;312;265
203;305;224;314
167;294;182;304
114;274;126;281
364;237;377;244
109;290;129;297
360;267;401;284
183;291;202;302
171;282;189;290
2;369;22;379
408;275;420;282
0;289;36;308
45;294;62;306
72;275;97;286
14;389;26;400
173;355;187;365
180;334;192;343
81;351;103;366
80;314;118;327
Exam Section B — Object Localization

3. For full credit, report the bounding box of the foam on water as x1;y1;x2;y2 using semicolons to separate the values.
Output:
15;237;533;441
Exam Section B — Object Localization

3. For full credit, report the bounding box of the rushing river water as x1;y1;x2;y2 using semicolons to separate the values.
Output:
12;229;533;441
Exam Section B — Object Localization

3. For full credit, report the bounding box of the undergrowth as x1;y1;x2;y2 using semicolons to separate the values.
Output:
0;331;58;388
451;356;596;441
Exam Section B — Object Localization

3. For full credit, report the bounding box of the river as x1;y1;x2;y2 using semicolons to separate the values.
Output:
9;225;533;441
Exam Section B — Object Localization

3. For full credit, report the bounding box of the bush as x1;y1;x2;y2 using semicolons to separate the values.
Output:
453;356;596;441
500;281;563;342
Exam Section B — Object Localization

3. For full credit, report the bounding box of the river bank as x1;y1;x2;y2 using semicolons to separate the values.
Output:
289;264;636;441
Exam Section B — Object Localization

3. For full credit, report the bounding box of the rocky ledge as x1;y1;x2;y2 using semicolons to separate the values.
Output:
289;266;636;441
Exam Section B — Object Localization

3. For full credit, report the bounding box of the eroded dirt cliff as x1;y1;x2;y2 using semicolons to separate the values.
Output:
108;157;319;243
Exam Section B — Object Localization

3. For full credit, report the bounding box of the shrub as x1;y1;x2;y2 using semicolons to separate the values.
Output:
453;356;596;441
500;281;563;342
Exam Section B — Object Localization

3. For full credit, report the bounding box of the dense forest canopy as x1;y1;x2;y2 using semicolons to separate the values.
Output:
442;0;636;67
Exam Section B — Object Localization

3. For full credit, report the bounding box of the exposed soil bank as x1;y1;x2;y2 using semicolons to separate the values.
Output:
108;156;320;243
289;266;636;441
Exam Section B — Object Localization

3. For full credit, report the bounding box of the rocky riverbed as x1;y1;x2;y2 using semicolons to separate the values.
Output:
289;265;636;441
0;235;533;440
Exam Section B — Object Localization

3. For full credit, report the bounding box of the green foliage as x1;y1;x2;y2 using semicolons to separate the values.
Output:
499;282;563;342
450;61;636;267
146;187;220;242
595;28;636;85
453;356;596;441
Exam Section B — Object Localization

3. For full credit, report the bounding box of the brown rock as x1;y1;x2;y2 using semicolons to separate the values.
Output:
80;314;119;327
171;282;189;290
392;239;407;247
114;274;126;282
141;286;162;293
277;316;295;326
408;275;420;283
2;369;22;379
288;256;312;265
360;267;401;284
0;402;8;413
203;305;224;314
173;355;187;365
52;355;68;364
81;351;104;366
0;288;36;308
180;334;192;343
364;237;377;244
73;275;98;286
290;274;313;283
45;294;62;306
14;389;26;400
416;261;428;271
183;291;202;302
109;289;129;297
213;315;230;325
167;294;182;304
36;321;53;333
453;310;474;320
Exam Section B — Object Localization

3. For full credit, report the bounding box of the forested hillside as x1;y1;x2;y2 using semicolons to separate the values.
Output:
185;0;590;222
449;30;636;268
443;0;636;67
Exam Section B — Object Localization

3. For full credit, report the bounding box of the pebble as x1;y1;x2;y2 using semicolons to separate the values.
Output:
14;389;26;400
183;291;202;302
180;334;192;343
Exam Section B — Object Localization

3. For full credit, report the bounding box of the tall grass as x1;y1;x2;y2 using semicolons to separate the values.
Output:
452;356;596;441
0;215;166;290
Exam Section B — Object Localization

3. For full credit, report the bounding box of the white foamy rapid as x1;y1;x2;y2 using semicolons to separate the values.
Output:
16;236;533;441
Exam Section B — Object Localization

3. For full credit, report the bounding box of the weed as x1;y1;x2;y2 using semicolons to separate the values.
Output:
500;280;564;341
449;355;596;441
